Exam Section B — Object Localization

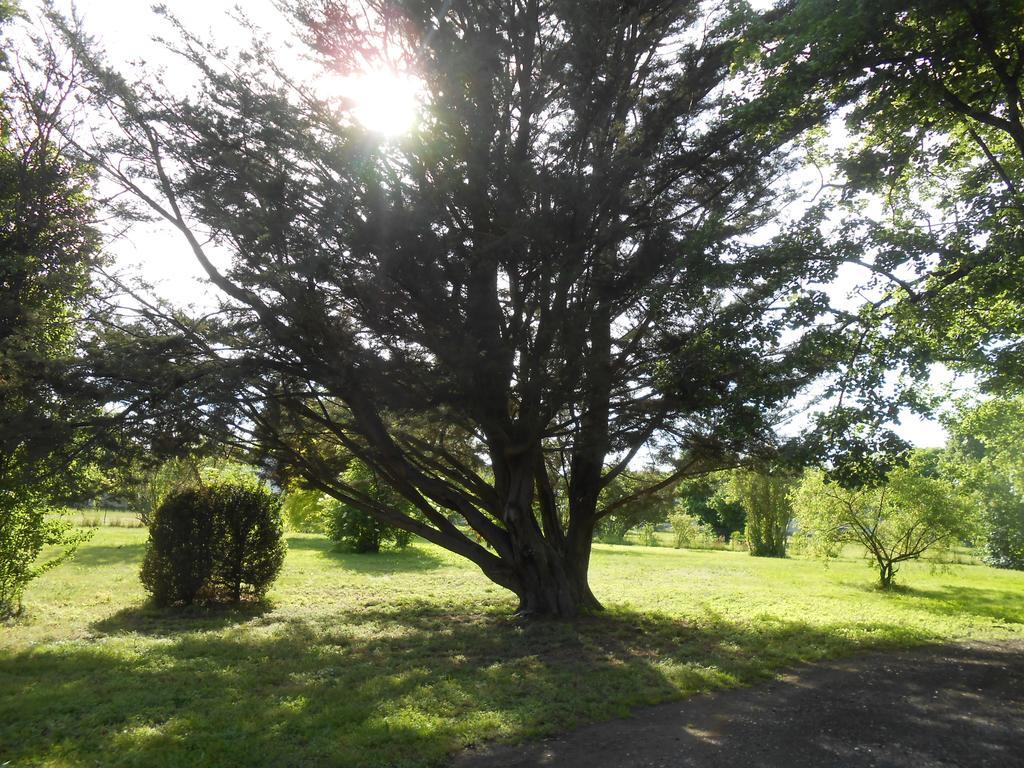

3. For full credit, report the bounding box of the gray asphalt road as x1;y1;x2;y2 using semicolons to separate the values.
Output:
451;640;1024;768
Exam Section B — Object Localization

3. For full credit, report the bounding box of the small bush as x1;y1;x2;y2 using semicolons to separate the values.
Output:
326;500;412;553
729;531;748;551
638;523;659;547
209;485;287;602
669;511;715;549
325;461;415;553
1;495;90;618
141;483;286;606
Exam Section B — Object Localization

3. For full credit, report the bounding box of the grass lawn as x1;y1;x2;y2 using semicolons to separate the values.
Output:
2;525;1023;768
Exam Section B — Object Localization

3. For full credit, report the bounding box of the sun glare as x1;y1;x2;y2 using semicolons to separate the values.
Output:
341;68;423;138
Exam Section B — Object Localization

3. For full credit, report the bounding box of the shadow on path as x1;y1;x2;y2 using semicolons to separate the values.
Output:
452;639;1024;768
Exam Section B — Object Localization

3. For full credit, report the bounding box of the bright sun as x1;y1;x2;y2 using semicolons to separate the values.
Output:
341;68;423;138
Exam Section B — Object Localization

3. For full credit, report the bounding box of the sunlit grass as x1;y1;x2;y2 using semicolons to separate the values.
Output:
2;526;1022;767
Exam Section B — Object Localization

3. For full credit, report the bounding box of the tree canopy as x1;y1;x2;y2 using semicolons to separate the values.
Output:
942;396;1024;569
753;0;1024;393
48;0;864;617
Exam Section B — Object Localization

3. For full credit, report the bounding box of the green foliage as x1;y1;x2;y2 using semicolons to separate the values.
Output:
199;459;263;489
722;470;794;557
280;483;328;534
325;461;414;553
942;397;1024;569
636;523;659;547
596;470;675;544
140;489;216;606
0;491;90;617
792;454;978;587
208;484;287;603
120;457;264;525
751;1;1024;392
674;475;745;540
141;483;285;606
0;6;100;618
668;509;716;550
123;456;202;525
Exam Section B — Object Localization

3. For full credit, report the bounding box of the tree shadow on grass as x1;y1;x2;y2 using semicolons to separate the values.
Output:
91;599;274;638
903;584;1024;626
287;535;448;574
0;600;938;768
832;576;1024;627
70;542;147;567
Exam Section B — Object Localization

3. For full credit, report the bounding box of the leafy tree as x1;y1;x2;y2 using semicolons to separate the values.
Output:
667;508;715;550
752;0;1024;393
0;490;89;618
792;454;977;588
54;1;861;616
326;460;414;553
280;483;328;534
198;459;264;489
594;470;675;544
0;1;100;616
721;469;794;557
675;474;745;540
942;396;1024;569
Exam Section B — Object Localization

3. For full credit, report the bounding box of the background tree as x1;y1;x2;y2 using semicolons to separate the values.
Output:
675;474;745;540
667;506;716;549
792;453;977;588
721;469;794;557
281;482;328;534
118;456;202;525
941;396;1024;569
0;0;100;617
54;0;855;617
594;470;675;545
325;460;415;553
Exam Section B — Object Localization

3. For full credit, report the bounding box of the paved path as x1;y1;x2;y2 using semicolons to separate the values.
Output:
452;640;1024;768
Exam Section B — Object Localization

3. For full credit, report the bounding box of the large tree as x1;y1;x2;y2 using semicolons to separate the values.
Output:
56;0;847;616
0;0;100;616
942;396;1024;569
752;0;1024;392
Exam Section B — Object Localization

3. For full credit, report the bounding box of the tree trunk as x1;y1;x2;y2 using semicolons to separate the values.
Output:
878;560;895;589
497;452;603;619
508;538;603;618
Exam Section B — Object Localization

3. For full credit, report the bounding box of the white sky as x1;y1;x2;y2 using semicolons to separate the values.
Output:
33;1;961;447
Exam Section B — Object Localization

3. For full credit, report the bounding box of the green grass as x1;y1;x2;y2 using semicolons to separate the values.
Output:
2;527;1023;768
55;508;147;532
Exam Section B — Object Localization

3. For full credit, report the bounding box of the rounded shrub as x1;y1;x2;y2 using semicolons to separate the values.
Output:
326;502;412;553
208;484;287;602
141;483;286;606
140;488;217;606
325;460;414;553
